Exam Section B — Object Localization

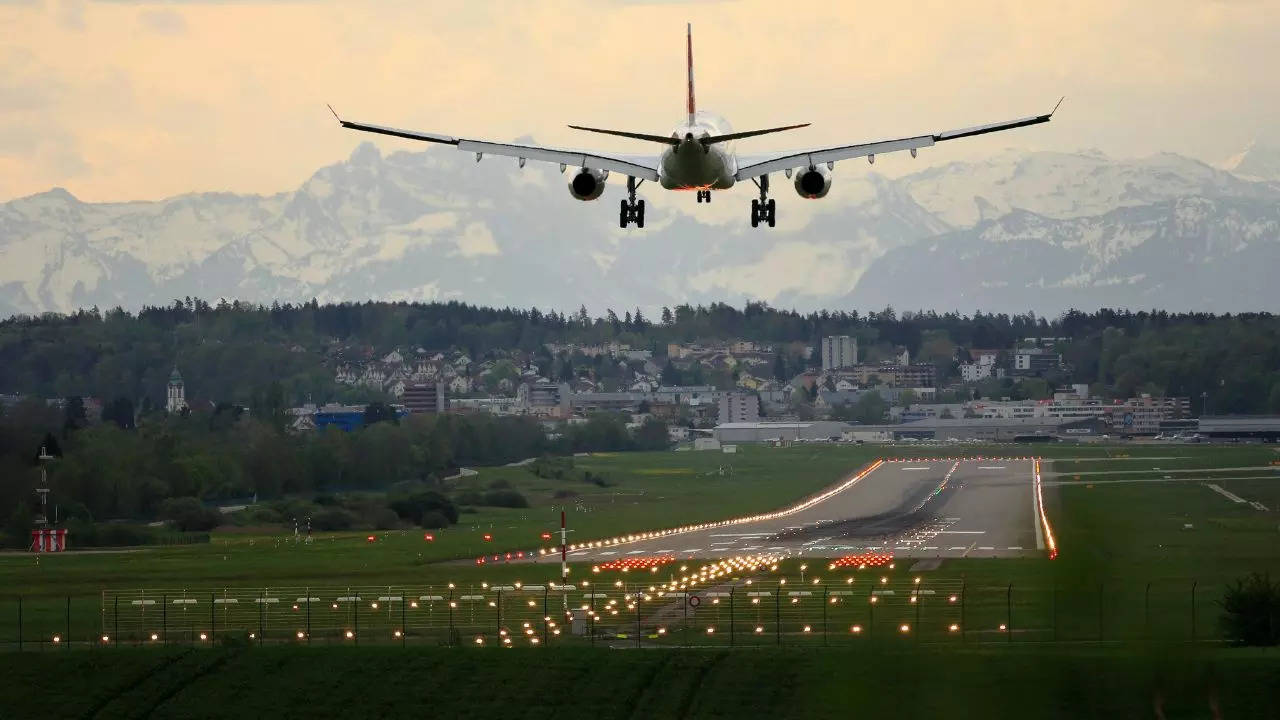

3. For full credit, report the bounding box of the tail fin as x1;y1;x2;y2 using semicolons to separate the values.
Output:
686;23;696;125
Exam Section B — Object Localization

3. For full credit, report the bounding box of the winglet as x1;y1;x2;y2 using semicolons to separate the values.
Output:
1050;96;1065;117
326;104;343;124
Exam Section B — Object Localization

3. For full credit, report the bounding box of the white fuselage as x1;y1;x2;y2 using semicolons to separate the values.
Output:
657;111;737;190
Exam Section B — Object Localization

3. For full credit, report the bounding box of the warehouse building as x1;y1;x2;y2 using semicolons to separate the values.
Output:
712;421;852;444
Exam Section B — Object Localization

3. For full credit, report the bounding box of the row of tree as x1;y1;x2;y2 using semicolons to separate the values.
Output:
2;301;1278;413
0;396;668;540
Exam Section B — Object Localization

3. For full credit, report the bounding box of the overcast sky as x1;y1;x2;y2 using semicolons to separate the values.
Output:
2;0;1278;203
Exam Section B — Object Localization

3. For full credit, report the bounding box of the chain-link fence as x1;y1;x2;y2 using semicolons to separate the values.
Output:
0;578;1226;650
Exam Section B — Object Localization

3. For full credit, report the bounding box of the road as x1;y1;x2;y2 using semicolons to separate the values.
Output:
556;458;1042;562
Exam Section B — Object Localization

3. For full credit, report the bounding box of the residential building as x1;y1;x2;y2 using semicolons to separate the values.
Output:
821;336;858;371
571;392;645;414
402;382;448;414
718;392;760;424
844;363;937;388
1012;348;1063;376
959;362;993;382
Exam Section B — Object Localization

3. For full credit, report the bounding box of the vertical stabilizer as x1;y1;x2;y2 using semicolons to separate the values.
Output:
686;23;696;125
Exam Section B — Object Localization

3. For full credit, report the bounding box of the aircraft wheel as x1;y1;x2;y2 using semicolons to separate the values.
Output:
750;199;760;228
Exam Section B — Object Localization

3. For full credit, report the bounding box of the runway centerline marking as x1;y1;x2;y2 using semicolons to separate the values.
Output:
977;466;1007;469
902;467;932;471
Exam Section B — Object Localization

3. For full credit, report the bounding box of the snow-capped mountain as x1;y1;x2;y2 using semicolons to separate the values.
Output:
1221;140;1280;183
1;142;1277;318
845;196;1280;312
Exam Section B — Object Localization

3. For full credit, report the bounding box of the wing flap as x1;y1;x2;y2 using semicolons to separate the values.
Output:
735;102;1059;180
330;108;659;181
457;140;660;180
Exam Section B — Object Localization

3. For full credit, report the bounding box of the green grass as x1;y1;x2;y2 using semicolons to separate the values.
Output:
2;645;1277;719
3;443;1279;648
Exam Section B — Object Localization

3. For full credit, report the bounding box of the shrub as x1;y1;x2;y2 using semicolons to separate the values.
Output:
370;507;400;530
158;497;222;532
487;478;512;490
419;510;451;529
389;490;459;526
480;490;529;509
311;507;356;531
552;489;579;499
1221;572;1280;646
455;490;484;506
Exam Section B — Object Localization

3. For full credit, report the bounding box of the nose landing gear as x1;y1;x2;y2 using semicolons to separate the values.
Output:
695;189;711;203
750;174;776;228
620;176;645;229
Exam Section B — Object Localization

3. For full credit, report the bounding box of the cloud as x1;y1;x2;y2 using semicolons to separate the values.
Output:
138;8;186;33
454;222;500;257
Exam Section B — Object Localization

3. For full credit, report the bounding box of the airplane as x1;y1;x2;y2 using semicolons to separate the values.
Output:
329;24;1060;229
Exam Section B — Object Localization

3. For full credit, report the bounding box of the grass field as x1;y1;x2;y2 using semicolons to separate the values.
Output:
2;442;1278;649
2;645;1277;719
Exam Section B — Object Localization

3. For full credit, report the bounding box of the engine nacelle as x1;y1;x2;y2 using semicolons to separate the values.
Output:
568;168;609;201
793;165;832;199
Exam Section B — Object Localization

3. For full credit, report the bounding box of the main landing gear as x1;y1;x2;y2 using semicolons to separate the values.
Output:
620;176;645;228
750;174;776;228
696;189;711;203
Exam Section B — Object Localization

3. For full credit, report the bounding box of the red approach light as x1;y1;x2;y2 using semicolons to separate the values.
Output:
366;535;376;543
541;532;553;541
476;557;484;565
424;533;435;542
517;551;525;559
597;554;676;572
483;533;493;542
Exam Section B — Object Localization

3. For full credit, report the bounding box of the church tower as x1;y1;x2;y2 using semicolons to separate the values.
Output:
166;367;187;413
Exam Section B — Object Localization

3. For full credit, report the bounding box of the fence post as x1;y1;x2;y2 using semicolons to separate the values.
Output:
162;593;167;646
1098;581;1105;642
590;587;596;647
448;587;454;647
823;585;829;647
209;593;214;642
775;582;781;646
115;596;119;647
542;586;549;646
1144;582;1151;641
1052;581;1058;642
496;587;502;640
65;596;70;651
353;591;358;646
729;587;735;648
960;580;966;644
401;591;406;648
914;586;920;645
1006;584;1012;645
306;588;312;646
1182;576;1192;638
868;585;875;640
635;587;642;649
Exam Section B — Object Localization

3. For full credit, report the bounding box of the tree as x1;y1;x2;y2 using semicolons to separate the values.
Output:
661;360;681;385
773;354;787;382
660;306;673;325
158;497;221;532
62;396;87;434
940;407;955;419
101;397;136;430
363;402;399;427
1220;573;1280;646
633;418;669;450
897;389;918;408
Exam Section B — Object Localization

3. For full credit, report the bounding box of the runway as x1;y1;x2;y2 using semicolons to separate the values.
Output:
557;458;1043;562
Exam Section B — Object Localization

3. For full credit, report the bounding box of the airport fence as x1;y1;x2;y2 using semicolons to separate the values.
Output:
0;577;1231;651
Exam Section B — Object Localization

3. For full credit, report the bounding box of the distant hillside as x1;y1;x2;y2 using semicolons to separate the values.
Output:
2;143;1277;317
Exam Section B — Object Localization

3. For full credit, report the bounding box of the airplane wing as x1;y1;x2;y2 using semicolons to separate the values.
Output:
329;108;660;181
735;100;1061;180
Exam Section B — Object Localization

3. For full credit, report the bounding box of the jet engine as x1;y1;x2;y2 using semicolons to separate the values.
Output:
568;168;609;201
793;165;832;199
